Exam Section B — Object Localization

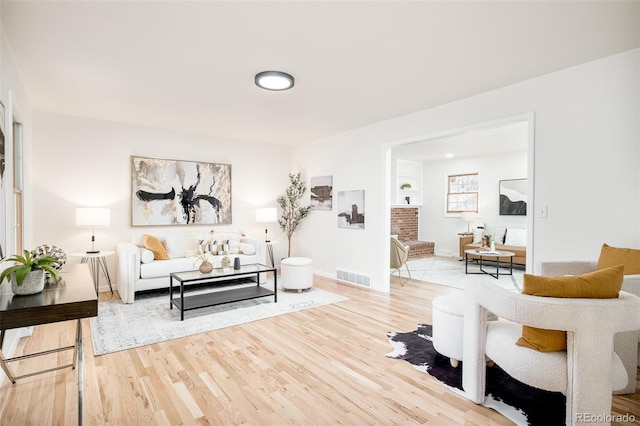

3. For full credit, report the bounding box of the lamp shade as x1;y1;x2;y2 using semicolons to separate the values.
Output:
255;207;278;223
460;211;476;222
75;207;111;228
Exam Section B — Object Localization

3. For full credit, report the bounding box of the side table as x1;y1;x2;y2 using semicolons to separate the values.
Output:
70;250;115;294
0;264;98;425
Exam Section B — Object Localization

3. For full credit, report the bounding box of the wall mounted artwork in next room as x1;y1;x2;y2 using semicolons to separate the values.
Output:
131;155;232;226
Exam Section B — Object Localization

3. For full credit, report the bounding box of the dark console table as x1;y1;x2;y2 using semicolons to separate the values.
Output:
0;263;98;425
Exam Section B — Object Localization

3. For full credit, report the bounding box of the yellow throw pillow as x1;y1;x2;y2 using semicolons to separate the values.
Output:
142;234;170;260
516;265;624;352
597;243;640;275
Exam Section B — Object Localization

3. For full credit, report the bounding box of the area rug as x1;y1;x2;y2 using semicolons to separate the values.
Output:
386;324;565;426
91;282;348;355
397;256;524;291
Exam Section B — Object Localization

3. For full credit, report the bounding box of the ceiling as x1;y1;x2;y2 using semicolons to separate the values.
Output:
392;120;528;163
2;1;638;147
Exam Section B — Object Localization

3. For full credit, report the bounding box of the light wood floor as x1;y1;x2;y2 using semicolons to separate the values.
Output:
1;275;639;425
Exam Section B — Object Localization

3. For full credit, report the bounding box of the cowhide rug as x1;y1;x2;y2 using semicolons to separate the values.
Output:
386;324;565;426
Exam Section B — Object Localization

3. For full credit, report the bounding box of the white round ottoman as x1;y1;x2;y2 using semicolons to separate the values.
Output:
432;294;496;368
280;257;313;293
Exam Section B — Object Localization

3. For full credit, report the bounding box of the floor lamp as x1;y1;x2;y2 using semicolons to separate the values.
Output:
76;207;111;254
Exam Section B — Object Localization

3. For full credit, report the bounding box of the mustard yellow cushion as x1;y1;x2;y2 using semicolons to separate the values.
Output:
516;265;624;352
142;234;169;260
597;243;640;275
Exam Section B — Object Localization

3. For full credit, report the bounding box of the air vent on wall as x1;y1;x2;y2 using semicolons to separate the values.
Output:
336;268;371;288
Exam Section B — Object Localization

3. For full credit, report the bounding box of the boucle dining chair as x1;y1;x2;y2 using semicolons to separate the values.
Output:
462;279;640;426
390;236;411;286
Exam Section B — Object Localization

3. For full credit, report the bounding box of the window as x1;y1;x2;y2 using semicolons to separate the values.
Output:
447;173;478;213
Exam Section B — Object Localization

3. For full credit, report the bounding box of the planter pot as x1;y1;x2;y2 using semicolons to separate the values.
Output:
199;261;213;274
11;269;45;295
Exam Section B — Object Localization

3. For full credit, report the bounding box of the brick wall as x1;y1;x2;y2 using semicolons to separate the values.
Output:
391;207;434;259
390;207;419;241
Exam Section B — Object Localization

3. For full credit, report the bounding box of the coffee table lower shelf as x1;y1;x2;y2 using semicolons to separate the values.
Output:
171;286;275;316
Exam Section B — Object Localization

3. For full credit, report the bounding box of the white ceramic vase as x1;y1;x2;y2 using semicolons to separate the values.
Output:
11;269;45;295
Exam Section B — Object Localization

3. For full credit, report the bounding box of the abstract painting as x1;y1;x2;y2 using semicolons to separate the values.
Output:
499;178;527;216
310;175;333;210
131;156;232;226
337;190;364;229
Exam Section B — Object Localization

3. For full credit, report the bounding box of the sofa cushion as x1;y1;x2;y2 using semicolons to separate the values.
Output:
597;243;640;275
504;228;527;246
140;257;196;279
143;234;170;260
164;234;189;259
139;247;154;264
516;265;624;352
239;242;256;255
484;223;506;244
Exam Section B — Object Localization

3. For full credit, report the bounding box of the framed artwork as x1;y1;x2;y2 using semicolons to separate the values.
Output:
131;156;232;226
310;175;333;210
499;178;527;216
337;190;365;229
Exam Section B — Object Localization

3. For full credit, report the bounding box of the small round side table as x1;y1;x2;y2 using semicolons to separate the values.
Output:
69;251;115;294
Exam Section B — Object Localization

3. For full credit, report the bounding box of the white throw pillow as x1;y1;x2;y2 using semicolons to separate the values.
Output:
472;228;484;244
139;247;155;264
504;228;527;246
239;243;256;255
484;224;507;244
164;234;188;259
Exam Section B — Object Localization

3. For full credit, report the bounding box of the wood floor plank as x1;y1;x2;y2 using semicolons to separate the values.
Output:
0;274;638;425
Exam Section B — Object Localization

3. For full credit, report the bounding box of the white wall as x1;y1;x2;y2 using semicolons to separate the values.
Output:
420;150;527;257
293;48;639;292
30;112;293;278
0;14;37;381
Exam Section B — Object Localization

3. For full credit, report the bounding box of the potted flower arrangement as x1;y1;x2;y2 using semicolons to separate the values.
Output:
0;250;59;295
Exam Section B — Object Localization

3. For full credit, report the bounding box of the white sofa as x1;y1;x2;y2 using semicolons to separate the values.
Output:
116;231;265;304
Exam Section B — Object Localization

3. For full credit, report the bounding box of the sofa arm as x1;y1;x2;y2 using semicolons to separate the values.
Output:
116;241;140;304
539;261;597;277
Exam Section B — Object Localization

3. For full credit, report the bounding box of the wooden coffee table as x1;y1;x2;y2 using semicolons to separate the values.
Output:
464;249;515;279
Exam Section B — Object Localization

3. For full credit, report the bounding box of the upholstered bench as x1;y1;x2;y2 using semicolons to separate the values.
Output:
281;257;313;293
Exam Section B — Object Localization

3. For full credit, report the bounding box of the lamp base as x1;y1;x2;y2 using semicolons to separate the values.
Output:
86;250;100;254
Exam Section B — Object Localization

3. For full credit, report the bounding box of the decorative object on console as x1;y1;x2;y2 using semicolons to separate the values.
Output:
221;256;231;269
131;155;232;226
0;249;59;295
337;190;365;230
277;173;311;258
310;175;333;210
75;207;111;253
255;207;277;242
399;183;412;190
31;244;67;277
499;178;527;216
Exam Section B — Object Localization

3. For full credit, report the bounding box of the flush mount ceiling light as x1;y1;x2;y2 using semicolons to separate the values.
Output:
255;71;295;91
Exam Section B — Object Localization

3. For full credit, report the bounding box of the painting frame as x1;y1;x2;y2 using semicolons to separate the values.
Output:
499;178;527;216
337;190;365;229
310;175;333;210
131;155;232;226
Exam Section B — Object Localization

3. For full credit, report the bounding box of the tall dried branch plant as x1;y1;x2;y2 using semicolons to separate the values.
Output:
277;173;311;258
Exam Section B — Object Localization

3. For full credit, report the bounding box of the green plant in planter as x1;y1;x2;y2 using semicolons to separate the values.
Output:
0;250;59;286
277;173;311;258
400;183;412;190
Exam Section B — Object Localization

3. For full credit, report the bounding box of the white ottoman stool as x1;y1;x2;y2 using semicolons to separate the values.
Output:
280;257;313;293
432;293;496;368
